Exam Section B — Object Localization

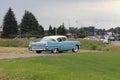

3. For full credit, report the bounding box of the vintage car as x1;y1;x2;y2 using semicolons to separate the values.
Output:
29;36;80;53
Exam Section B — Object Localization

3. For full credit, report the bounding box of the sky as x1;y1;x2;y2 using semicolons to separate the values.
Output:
0;0;120;30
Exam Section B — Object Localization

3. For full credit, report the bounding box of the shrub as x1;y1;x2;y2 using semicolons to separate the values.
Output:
80;39;102;50
80;39;120;52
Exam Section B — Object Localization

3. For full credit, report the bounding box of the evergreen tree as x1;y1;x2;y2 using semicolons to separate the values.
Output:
57;23;67;35
38;25;44;35
20;11;44;36
48;25;53;35
2;8;18;38
52;27;56;35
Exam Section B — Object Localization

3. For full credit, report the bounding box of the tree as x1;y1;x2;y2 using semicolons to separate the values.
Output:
69;27;78;34
20;11;44;37
57;23;67;35
2;8;18;38
38;25;44;36
82;26;95;36
52;27;56;35
48;25;53;35
77;28;90;38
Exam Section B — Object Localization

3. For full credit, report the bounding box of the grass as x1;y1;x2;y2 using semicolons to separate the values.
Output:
80;39;120;52
80;39;101;50
0;52;120;80
0;39;38;48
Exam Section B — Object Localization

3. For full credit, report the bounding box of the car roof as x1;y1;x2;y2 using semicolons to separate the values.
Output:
43;36;67;40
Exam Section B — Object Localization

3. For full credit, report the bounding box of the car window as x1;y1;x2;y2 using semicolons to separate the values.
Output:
57;38;62;42
49;38;56;42
57;37;67;42
41;38;56;42
62;37;67;41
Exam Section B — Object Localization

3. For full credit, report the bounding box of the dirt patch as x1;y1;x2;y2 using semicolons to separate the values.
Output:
0;47;102;59
0;47;101;55
0;47;33;55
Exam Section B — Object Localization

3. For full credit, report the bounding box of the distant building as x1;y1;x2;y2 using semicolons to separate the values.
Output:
107;31;113;36
66;33;76;38
69;27;77;34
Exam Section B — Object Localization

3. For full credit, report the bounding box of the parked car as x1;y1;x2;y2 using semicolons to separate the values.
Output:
29;36;80;53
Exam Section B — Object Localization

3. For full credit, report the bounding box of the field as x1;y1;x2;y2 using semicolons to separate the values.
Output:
0;52;120;80
0;39;120;80
0;39;120;52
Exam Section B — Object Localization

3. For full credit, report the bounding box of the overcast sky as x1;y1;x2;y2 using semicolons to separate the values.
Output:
0;0;120;30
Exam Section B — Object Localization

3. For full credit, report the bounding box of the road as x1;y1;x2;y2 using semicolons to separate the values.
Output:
111;41;120;46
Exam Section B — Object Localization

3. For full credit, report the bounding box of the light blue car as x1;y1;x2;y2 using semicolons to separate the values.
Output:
29;36;80;53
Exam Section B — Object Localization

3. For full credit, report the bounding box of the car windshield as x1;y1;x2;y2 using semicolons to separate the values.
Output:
41;38;56;42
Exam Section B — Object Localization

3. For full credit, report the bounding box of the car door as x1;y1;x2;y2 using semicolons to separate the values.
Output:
57;37;72;50
47;38;58;50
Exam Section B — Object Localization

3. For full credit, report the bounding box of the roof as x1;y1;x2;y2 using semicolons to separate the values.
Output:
43;35;67;40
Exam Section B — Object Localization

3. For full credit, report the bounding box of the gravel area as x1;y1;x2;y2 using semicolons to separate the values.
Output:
0;50;101;60
0;53;52;59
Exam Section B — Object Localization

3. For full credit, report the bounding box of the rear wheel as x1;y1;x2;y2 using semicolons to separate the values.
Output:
36;50;42;54
59;51;63;53
51;48;59;53
72;45;79;52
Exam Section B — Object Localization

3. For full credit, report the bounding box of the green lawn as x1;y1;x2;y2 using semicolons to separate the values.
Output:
0;52;120;80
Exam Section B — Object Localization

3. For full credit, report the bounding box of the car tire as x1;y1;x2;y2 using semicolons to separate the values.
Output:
72;45;79;53
36;50;42;54
51;48;59;53
59;51;63;53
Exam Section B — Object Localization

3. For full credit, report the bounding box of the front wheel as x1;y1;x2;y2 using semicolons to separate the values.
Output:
72;45;79;53
36;50;42;54
51;48;59;53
